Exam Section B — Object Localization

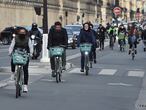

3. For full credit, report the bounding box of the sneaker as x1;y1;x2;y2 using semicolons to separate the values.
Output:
23;85;28;93
80;69;84;72
62;66;66;70
52;70;56;77
128;50;131;55
135;50;137;54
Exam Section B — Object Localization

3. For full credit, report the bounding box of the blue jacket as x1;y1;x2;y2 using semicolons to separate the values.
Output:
77;29;96;47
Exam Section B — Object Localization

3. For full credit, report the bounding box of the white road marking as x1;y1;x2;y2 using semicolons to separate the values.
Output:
98;69;117;75
69;68;82;74
128;71;145;78
108;83;133;87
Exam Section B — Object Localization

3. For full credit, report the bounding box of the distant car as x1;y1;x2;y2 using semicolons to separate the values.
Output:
0;26;16;45
93;24;99;31
66;28;77;49
64;24;82;37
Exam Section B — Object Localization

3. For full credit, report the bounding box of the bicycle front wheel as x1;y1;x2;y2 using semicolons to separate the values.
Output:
85;55;89;76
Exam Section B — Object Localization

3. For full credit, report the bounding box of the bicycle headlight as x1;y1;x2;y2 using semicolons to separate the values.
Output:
85;51;88;55
31;35;35;39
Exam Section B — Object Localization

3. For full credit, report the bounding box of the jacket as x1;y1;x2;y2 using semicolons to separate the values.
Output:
47;27;68;48
78;29;96;46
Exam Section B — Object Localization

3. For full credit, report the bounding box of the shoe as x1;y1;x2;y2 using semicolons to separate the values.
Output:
135;50;137;54
52;70;56;77
128;50;131;55
80;69;84;72
23;85;28;93
62;66;66;70
94;60;97;64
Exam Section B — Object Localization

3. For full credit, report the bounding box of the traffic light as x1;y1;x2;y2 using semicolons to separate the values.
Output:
136;8;140;13
34;6;41;16
65;11;68;17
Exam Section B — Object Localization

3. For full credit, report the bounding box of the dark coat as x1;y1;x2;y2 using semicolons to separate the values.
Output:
78;29;96;46
47;27;68;49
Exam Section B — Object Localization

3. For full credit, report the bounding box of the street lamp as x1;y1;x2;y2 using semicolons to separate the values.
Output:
40;0;49;62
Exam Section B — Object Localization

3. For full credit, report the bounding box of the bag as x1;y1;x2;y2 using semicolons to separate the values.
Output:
49;47;64;57
80;43;92;53
12;50;28;65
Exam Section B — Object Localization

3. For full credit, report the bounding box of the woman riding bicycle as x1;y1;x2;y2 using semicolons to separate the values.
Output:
9;27;33;92
128;24;139;55
78;22;96;72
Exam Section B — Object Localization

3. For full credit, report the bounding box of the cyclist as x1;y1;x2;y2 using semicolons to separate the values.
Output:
47;21;68;77
98;24;106;50
128;23;139;54
108;25;117;47
118;24;127;49
78;22;96;72
9;27;33;92
141;25;146;51
89;23;99;64
29;23;42;58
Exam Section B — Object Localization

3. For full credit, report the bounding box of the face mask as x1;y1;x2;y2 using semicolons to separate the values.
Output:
19;34;26;39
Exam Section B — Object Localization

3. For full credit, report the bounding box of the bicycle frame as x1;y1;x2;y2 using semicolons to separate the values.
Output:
120;39;125;52
83;51;90;75
15;65;24;98
54;56;63;83
131;43;135;60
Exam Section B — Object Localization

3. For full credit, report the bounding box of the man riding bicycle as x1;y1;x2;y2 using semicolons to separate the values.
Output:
108;25;117;48
118;24;127;49
9;27;33;92
47;21;68;77
128;24;139;54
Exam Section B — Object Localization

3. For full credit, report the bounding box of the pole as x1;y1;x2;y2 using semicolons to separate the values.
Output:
40;0;50;62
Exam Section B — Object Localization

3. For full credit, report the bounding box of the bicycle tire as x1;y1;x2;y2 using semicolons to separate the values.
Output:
85;55;89;76
56;72;59;83
132;53;135;60
55;58;60;83
16;84;21;98
15;66;22;98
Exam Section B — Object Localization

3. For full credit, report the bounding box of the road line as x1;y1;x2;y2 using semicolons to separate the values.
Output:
128;71;145;78
69;68;82;74
98;69;117;75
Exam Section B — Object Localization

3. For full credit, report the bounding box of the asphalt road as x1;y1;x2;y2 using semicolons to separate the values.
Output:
0;42;146;110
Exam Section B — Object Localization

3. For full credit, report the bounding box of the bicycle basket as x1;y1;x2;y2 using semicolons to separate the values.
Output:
49;47;64;57
12;50;28;65
80;43;92;52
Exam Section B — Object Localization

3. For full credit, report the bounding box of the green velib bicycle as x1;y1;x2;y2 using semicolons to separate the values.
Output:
49;46;65;83
12;49;29;98
80;43;92;76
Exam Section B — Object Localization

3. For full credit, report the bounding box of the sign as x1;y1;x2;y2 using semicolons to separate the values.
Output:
113;7;122;16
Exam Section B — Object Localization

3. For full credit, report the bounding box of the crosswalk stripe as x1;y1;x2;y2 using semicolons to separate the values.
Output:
98;69;117;75
128;71;145;78
69;68;82;73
